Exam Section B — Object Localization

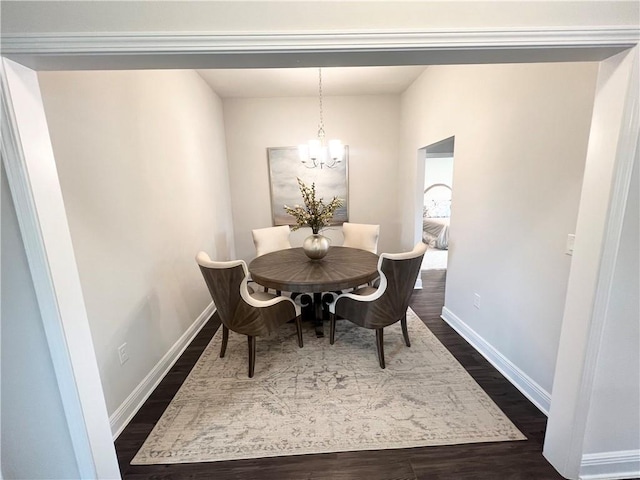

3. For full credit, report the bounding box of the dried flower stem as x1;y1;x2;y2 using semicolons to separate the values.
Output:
284;178;344;234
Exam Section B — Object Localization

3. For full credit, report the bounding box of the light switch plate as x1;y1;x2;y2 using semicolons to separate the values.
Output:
566;234;576;256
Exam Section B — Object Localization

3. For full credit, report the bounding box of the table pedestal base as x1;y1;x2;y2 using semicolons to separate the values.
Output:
297;292;337;338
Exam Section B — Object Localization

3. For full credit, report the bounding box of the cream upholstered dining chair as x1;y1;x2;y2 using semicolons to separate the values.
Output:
340;222;381;290
251;225;293;295
252;225;292;257
328;242;427;369
341;222;380;254
196;251;302;378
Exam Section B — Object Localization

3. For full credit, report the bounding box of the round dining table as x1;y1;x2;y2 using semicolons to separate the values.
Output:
248;246;379;337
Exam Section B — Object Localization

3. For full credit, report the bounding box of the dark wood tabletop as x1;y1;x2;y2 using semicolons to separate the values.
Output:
248;246;379;293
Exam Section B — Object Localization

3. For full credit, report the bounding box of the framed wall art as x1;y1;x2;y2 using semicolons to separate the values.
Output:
267;146;349;226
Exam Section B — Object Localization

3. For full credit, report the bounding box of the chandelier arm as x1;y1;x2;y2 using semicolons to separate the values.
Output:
302;159;318;169
325;158;340;169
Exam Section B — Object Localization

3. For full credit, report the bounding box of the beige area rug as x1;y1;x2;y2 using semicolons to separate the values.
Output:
132;308;525;465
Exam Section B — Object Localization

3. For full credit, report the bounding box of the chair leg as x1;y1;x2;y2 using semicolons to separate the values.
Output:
376;328;386;369
330;313;336;345
295;316;303;348
248;335;256;378
401;314;411;347
220;325;229;358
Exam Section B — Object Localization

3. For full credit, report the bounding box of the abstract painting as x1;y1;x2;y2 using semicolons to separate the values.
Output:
267;146;349;226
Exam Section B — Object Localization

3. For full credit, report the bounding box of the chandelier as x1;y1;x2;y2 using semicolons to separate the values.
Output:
299;68;344;169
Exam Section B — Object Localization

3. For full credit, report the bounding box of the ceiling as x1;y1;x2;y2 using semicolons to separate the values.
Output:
196;66;427;98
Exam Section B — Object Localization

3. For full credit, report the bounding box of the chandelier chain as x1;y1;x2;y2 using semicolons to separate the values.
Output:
299;66;343;169
317;68;325;139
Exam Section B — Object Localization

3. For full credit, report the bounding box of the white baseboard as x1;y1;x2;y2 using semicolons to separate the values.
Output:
441;307;551;415
580;450;640;479
109;302;215;439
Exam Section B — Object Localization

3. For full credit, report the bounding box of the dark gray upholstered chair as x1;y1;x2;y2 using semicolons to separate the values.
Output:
196;251;303;378
328;242;428;369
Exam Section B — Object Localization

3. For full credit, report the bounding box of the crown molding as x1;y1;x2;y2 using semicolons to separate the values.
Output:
1;27;638;55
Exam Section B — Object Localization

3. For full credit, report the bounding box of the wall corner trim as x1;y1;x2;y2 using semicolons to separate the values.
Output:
441;307;551;415
109;302;215;439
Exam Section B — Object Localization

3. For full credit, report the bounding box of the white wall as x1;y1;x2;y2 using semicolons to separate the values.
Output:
223;94;401;261
399;62;598;406
37;70;235;418
424;156;454;190
1;163;80;479
582;152;639;457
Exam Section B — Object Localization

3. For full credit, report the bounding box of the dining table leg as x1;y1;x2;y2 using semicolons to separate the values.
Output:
313;292;324;337
296;293;324;337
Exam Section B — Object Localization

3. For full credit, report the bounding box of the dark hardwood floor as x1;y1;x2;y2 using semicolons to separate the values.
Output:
115;270;564;479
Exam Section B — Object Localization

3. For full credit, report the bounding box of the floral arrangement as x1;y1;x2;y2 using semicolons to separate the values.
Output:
284;178;344;234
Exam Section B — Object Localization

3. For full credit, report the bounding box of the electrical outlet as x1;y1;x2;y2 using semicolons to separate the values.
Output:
473;293;481;309
118;343;129;365
566;234;576;256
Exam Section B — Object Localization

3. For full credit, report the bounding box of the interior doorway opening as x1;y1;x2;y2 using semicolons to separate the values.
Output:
419;136;455;271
